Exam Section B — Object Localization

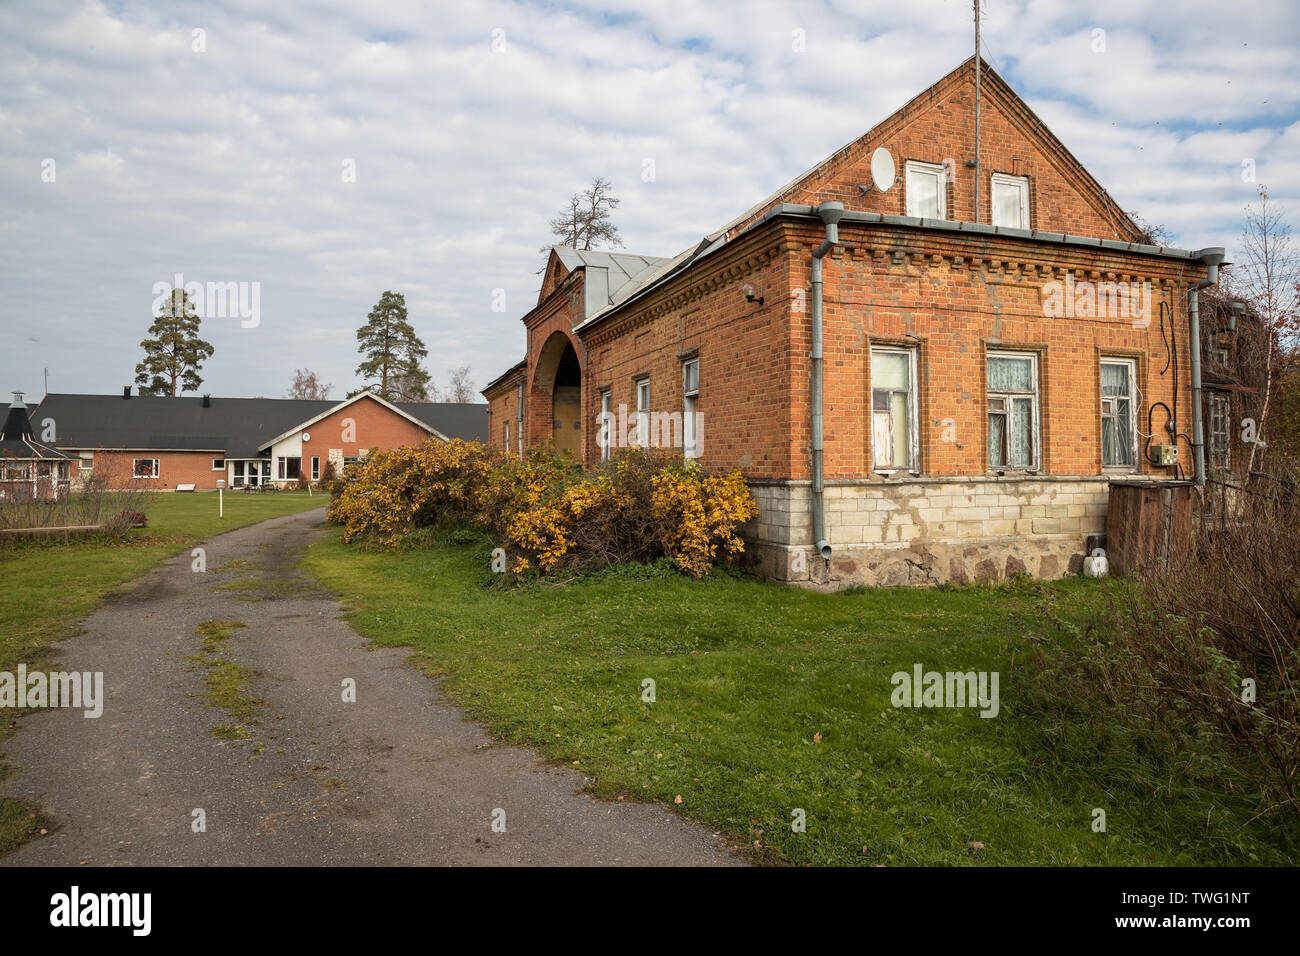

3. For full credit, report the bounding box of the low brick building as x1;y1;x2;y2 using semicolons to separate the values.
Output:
23;391;488;491
483;58;1226;588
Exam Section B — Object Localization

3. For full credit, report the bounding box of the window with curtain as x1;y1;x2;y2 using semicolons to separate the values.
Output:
987;352;1039;470
1100;359;1136;468
871;347;917;470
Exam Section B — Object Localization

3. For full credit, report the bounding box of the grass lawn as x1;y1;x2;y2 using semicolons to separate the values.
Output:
305;532;1297;867
0;490;324;852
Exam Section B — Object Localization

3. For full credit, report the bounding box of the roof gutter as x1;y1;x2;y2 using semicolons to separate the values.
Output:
810;202;845;561
751;204;1209;262
1187;247;1226;488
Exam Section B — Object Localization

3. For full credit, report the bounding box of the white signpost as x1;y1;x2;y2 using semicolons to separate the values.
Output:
216;479;225;518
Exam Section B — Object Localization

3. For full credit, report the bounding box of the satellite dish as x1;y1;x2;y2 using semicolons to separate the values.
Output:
870;147;895;192
301;432;311;442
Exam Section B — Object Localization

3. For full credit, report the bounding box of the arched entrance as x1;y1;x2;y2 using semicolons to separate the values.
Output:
532;332;584;461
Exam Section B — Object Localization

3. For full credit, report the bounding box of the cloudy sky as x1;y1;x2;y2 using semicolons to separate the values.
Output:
2;0;1297;402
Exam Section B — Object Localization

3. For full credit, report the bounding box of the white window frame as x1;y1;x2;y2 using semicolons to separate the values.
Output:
870;346;919;473
599;388;612;461
504;419;511;453
905;160;946;220
1100;357;1138;472
682;359;700;460
634;378;650;448
212;458;225;471
987;351;1041;473
79;453;94;472
516;382;524;456
990;172;1030;230
311;456;320;480
132;457;159;479
277;456;302;480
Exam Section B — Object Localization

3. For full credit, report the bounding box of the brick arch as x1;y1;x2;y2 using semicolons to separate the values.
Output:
528;330;585;460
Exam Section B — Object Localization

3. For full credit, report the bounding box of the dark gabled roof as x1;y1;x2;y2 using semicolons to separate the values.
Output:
393;399;488;443
0;401;74;461
29;393;488;459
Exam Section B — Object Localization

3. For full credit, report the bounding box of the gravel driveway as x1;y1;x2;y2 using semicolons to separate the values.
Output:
0;507;743;866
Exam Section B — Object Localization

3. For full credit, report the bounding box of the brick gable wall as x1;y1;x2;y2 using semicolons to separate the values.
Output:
725;61;1141;243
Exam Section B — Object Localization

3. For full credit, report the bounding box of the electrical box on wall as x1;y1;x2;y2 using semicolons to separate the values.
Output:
1150;444;1179;467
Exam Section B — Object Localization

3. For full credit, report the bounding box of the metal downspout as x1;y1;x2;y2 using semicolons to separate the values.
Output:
811;202;845;560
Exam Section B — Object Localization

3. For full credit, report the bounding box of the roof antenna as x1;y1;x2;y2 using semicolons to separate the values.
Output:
973;0;982;224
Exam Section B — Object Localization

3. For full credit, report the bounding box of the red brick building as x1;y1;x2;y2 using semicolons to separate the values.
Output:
22;391;488;491
483;58;1226;587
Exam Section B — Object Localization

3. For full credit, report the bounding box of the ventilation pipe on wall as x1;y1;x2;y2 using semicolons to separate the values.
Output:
1188;247;1226;488
810;201;845;560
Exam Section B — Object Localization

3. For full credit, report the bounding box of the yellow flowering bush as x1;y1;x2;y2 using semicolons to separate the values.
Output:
651;465;757;578
327;441;758;578
325;439;500;547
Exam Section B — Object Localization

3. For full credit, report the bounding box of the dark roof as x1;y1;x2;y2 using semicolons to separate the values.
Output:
393;399;488;443
28;393;488;459
0;400;74;461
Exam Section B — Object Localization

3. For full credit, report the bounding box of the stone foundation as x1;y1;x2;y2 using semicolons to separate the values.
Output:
745;477;1113;590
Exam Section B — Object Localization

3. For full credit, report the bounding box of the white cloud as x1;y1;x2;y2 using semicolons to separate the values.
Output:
0;0;1297;401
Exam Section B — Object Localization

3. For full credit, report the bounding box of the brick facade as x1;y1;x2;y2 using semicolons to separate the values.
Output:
82;450;224;490
484;58;1217;588
483;364;525;455
265;394;435;486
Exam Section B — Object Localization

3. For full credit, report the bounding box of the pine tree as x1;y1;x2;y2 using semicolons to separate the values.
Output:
135;289;215;396
355;291;430;401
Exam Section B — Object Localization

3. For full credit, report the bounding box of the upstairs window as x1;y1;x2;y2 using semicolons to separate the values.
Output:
905;160;946;220
870;347;918;471
987;352;1040;471
991;173;1030;229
